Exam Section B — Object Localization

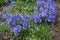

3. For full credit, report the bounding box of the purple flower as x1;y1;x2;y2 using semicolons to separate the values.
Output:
2;6;7;12
34;6;38;13
20;14;30;29
6;18;12;24
45;15;55;22
16;25;21;32
35;0;57;23
2;13;12;21
10;1;15;8
37;1;45;7
6;23;11;28
14;33;19;36
32;13;42;23
48;10;56;15
3;13;30;36
27;14;33;20
40;7;44;12
41;10;48;17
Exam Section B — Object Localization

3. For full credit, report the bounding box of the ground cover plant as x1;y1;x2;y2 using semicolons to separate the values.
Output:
0;0;4;6
0;0;57;40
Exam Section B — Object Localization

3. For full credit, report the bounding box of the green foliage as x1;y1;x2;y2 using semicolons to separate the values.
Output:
33;23;52;40
9;0;36;15
0;21;52;40
0;22;10;32
0;22;14;38
0;0;4;6
12;22;52;40
26;23;52;40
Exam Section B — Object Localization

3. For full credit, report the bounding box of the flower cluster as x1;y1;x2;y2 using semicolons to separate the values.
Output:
27;0;57;23
27;13;42;23
37;0;57;22
3;13;30;36
1;0;57;36
2;0;15;13
4;0;15;9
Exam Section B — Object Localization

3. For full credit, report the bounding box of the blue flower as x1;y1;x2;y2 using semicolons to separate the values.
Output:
3;13;30;36
16;25;21;32
2;6;7;12
27;14;33;20
2;13;12;19
40;7;44;12
41;10;48;17
35;0;57;23
37;1;45;7
20;14;30;29
9;25;21;36
34;6;38;13
32;13;42;23
14;33;19;36
10;1;15;8
45;15;55;22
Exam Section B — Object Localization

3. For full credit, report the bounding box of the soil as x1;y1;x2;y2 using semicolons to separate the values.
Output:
50;0;60;40
0;32;12;40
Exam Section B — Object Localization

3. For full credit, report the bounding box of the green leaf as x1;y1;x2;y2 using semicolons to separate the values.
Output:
0;22;10;32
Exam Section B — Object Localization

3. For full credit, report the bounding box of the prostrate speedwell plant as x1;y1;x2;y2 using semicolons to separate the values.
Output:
27;0;57;23
3;13;30;36
0;0;57;40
